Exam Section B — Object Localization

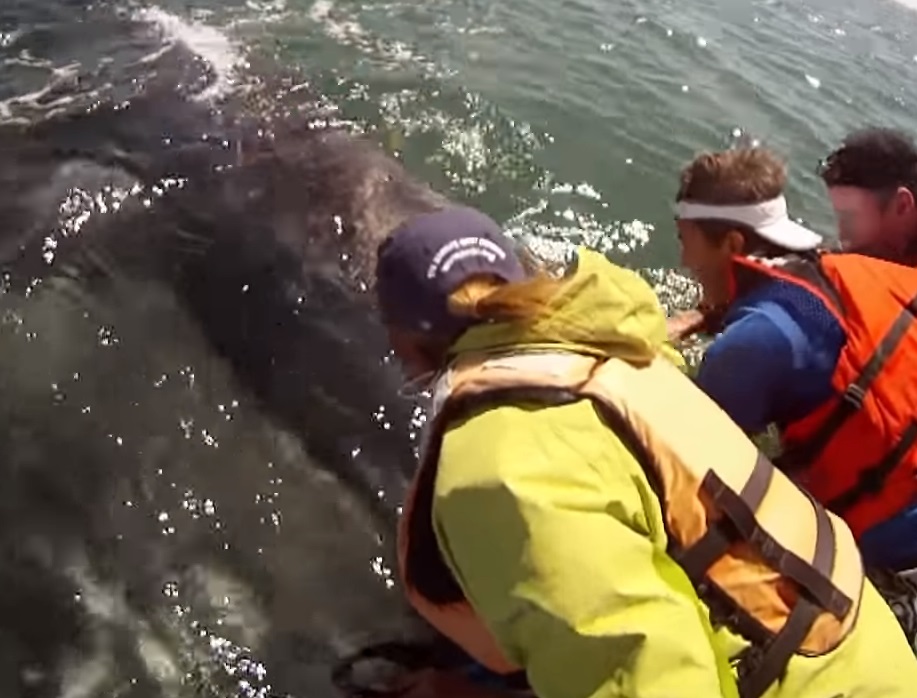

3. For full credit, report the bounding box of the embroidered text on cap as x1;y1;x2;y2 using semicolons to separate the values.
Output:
426;237;509;279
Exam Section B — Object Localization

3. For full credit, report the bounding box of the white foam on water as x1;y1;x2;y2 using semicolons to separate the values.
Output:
0;29;22;47
134;6;248;101
805;74;822;89
504;205;653;260
307;0;444;76
226;0;292;30
309;0;368;45
0;58;88;124
490;163;659;265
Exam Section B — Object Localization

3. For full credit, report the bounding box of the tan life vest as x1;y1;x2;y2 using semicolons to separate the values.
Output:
397;349;865;698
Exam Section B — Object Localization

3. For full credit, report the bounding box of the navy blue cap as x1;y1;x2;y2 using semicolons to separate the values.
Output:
375;206;526;337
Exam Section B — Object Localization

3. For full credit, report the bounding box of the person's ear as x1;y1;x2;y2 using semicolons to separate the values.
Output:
892;186;916;216
725;229;746;255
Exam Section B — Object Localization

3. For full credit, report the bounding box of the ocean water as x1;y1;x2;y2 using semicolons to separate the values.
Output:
1;0;917;696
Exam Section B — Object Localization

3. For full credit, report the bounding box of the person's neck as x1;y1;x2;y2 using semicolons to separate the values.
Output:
905;225;917;266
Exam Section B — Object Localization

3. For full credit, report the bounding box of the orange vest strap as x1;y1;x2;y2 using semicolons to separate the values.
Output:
781;292;917;511
730;253;847;322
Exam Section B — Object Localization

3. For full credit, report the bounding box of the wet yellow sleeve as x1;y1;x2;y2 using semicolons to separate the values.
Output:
431;401;739;698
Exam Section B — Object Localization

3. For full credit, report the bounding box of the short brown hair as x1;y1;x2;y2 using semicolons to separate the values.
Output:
676;148;787;204
676;148;791;257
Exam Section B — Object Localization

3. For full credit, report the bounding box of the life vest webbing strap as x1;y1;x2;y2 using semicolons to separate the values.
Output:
737;493;837;698
698;466;848;617
675;453;773;581
827;420;917;515
685;471;839;698
737;597;822;698
780;292;917;472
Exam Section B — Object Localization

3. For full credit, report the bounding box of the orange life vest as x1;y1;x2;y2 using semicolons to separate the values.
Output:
727;252;917;538
397;350;864;698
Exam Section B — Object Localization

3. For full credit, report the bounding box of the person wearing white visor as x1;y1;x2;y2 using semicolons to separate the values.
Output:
675;194;823;252
671;146;839;438
665;163;826;343
671;148;917;622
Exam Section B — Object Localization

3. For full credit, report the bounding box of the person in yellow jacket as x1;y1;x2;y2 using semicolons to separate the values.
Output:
367;205;917;698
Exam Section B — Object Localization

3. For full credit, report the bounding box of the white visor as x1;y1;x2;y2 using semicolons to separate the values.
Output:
675;196;822;252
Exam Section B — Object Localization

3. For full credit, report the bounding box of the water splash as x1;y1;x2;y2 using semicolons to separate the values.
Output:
135;7;248;101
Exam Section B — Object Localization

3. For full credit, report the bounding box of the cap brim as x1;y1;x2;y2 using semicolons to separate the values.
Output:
756;219;823;252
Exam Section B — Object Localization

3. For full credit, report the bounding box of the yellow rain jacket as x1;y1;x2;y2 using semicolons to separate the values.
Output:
409;249;917;698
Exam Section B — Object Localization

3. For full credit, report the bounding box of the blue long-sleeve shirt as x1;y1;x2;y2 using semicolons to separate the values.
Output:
695;278;917;571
